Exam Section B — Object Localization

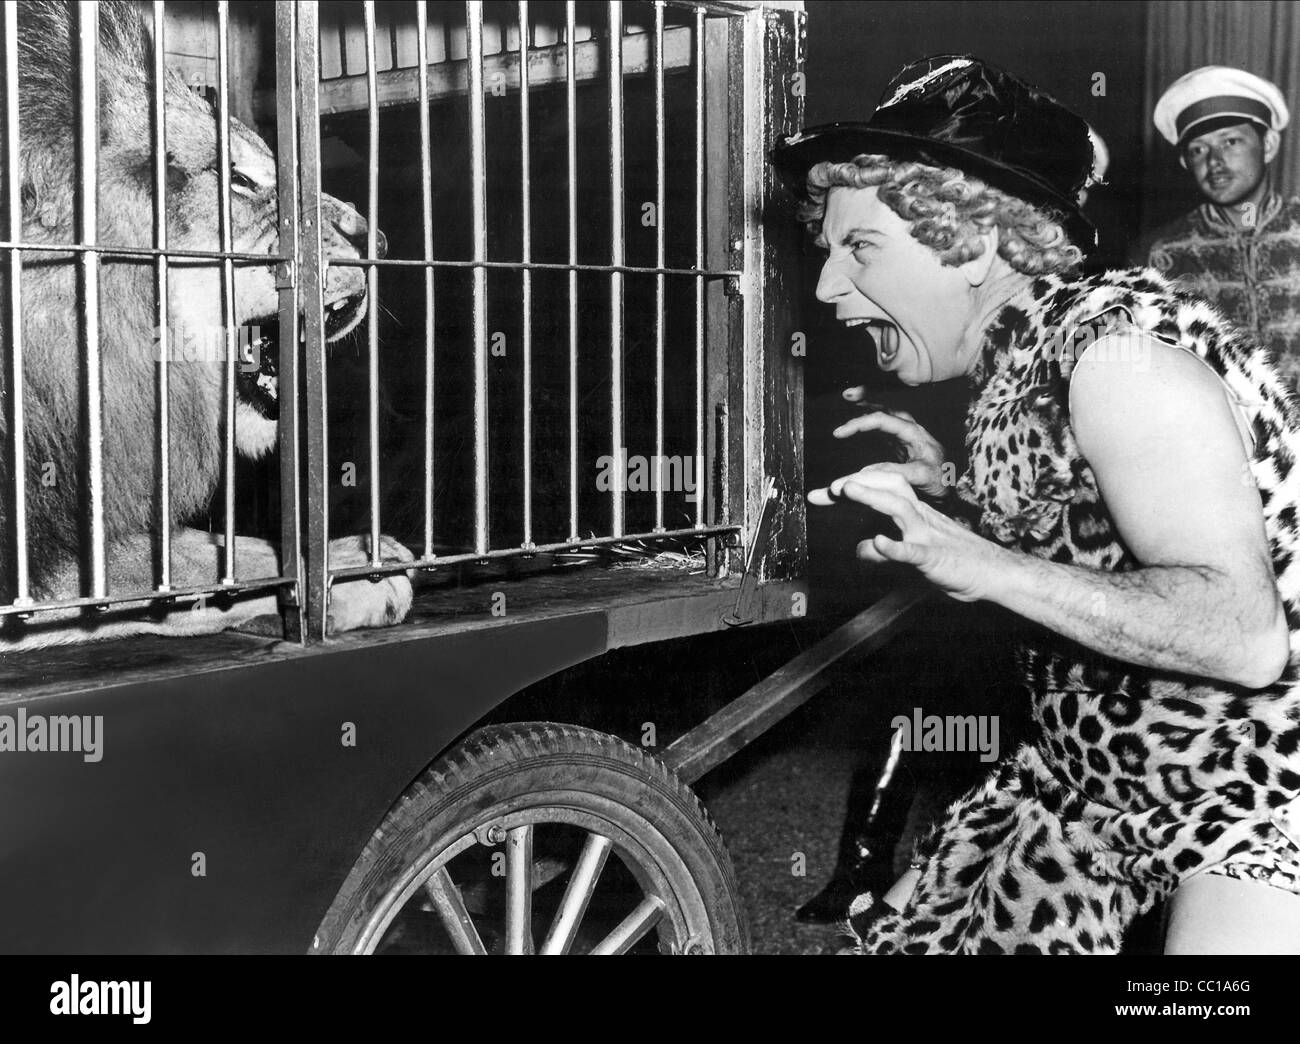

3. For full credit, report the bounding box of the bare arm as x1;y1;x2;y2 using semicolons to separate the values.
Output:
1027;335;1287;686
992;548;1281;688
821;335;1289;689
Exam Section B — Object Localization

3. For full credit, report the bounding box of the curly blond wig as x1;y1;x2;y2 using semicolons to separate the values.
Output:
799;154;1083;277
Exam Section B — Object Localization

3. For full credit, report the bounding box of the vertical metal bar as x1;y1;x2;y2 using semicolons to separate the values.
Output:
741;9;770;568
467;1;489;556
77;3;106;598
417;0;436;561
607;0;624;538
216;1;237;583
363;1;381;566
3;4;29;604
504;824;534;955
518;0;532;548
151;2;170;591
275;0;303;641
703;15;736;578
565;1;578;541
297;1;330;640
653;1;665;532
693;5;705;529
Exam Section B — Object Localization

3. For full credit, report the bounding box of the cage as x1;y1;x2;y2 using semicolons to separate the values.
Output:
0;0;807;646
0;2;947;959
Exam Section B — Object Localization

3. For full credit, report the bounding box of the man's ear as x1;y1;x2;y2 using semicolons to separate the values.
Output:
1263;128;1281;164
959;225;999;287
1178;152;1189;170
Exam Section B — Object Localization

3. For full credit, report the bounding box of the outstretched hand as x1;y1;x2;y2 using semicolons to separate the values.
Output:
831;389;950;498
810;469;1005;602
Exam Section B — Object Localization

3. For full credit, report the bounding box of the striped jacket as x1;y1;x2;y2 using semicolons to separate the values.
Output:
1133;191;1300;393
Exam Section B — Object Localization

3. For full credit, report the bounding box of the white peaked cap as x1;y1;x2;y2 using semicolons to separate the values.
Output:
1154;65;1289;146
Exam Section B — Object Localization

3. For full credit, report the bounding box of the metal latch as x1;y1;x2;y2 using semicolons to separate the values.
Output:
723;477;778;627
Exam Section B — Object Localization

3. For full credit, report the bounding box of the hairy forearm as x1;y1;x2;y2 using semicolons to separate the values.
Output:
987;547;1285;688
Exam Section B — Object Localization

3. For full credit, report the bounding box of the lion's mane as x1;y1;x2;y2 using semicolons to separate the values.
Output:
2;1;243;597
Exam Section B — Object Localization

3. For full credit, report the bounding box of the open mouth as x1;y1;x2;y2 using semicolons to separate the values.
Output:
236;290;368;420
323;289;369;342
843;317;901;369
237;319;280;420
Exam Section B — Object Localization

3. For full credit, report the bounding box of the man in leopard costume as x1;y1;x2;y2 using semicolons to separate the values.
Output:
772;56;1300;953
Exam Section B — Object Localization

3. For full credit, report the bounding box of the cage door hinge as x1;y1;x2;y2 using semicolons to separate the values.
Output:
275;261;296;289
722;477;778;627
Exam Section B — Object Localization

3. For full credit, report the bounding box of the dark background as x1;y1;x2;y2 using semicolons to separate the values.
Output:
798;0;1158;479
803;0;1153;267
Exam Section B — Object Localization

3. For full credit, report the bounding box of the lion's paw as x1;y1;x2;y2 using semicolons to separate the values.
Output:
326;535;415;634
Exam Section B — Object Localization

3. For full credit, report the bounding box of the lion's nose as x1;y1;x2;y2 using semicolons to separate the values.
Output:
339;204;386;260
346;226;386;260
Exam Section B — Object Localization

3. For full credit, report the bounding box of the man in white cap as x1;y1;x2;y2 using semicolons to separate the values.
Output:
1133;66;1300;388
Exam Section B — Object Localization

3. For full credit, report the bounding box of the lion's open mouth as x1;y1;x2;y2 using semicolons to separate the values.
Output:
236;290;368;420
237;320;280;419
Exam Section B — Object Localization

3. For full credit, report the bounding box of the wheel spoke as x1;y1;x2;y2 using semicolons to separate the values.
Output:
532;855;570;892
540;832;613;954
505;824;534;954
589;895;666;955
424;867;487;955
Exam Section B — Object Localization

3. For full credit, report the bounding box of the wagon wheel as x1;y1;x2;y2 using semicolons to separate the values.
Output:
311;722;749;954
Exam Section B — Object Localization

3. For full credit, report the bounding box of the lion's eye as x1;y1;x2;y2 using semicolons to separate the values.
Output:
230;165;259;194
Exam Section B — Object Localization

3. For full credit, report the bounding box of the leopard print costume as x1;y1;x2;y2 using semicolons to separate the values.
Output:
847;268;1300;954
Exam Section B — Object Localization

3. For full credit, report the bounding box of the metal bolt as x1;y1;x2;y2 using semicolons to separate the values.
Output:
485;825;507;844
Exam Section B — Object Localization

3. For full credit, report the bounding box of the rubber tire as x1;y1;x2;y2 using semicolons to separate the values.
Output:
311;722;750;954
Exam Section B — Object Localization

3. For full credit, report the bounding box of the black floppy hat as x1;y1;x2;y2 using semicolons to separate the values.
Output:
770;55;1097;252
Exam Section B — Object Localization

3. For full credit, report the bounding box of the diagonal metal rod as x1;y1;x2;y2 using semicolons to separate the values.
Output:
589;894;664;955
662;585;934;784
424;867;488;955
540;832;611;954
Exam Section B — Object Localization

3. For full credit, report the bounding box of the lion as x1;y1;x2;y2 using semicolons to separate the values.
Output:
0;0;413;647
